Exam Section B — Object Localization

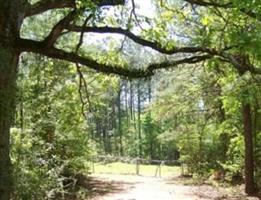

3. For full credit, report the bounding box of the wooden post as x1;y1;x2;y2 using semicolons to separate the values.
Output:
92;156;95;173
159;164;161;178
136;158;140;175
155;165;158;177
181;162;184;176
159;161;164;178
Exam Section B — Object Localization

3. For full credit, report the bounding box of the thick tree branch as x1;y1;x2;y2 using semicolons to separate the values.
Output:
25;0;125;17
148;55;211;70
43;10;78;47
97;0;125;7
219;53;261;75
183;0;261;21
25;0;76;17
66;25;218;55
17;38;152;78
16;38;212;78
239;8;260;21
183;0;231;8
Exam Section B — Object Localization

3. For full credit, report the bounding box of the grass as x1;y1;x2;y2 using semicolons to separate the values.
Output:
91;162;181;177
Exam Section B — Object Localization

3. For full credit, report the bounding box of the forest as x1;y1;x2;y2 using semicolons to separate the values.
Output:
0;0;261;199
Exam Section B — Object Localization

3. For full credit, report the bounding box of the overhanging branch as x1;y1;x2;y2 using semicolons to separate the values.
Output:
17;38;151;78
16;38;212;78
43;10;78;47
183;0;261;22
66;25;218;55
25;0;76;17
25;0;125;17
97;0;125;7
148;55;211;70
218;53;261;75
183;0;231;8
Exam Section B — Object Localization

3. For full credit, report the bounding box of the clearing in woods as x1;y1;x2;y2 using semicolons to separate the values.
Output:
85;162;254;200
88;174;252;200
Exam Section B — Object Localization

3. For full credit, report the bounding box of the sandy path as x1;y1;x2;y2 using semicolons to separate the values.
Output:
88;174;241;200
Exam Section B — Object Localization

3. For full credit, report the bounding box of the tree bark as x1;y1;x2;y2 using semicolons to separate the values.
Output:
129;80;133;120
124;80;129;127
242;103;255;195
117;84;123;156
0;47;19;200
0;1;24;198
137;80;142;157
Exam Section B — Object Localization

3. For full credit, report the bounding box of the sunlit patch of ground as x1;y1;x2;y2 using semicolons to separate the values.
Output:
92;162;181;177
80;162;260;200
85;174;259;200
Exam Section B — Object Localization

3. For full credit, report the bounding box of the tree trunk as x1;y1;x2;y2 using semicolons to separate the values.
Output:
148;78;152;103
137;80;142;157
129;80;133;120
148;79;153;159
124;80;129;127
242;103;255;195
0;2;24;198
117;85;123;156
253;101;261;184
235;56;256;196
0;47;19;200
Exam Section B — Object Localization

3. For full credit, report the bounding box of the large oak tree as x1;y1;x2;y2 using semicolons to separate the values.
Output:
0;0;260;199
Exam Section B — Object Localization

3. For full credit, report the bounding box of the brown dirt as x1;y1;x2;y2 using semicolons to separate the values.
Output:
85;174;259;200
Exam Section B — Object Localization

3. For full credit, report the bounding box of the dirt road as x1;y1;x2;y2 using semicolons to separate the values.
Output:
87;174;254;200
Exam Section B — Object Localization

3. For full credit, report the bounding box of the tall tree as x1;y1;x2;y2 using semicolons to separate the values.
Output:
117;82;123;155
1;0;261;199
137;80;142;157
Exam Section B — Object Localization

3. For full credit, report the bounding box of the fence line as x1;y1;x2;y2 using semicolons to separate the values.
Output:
93;155;181;164
91;155;185;177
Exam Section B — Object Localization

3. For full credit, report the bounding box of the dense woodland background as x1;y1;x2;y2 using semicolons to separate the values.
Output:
0;0;261;199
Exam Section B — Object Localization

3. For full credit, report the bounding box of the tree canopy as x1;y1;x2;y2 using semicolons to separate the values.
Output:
0;0;261;199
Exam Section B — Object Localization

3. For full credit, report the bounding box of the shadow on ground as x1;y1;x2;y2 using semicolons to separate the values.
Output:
165;176;261;200
63;174;260;200
77;175;139;198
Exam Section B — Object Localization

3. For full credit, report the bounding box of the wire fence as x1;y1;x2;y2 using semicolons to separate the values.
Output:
91;155;187;178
